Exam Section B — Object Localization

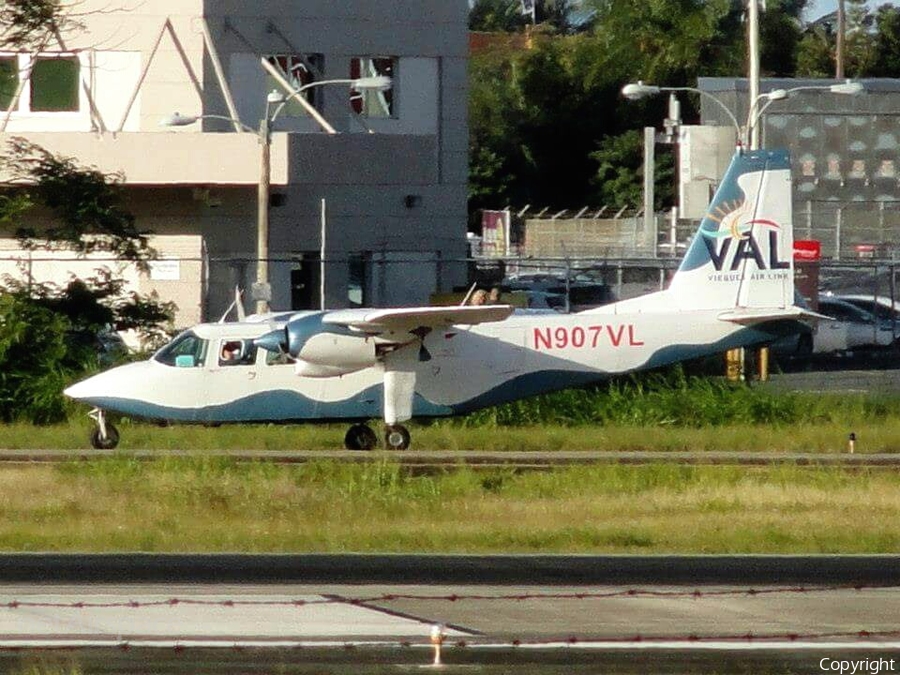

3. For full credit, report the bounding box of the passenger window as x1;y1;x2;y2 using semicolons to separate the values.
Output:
218;340;257;367
265;348;296;366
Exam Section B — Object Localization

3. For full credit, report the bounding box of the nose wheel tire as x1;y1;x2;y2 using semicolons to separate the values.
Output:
384;424;411;450
90;423;120;450
344;424;378;451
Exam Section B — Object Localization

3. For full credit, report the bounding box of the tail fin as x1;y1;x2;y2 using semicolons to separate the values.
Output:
669;148;794;311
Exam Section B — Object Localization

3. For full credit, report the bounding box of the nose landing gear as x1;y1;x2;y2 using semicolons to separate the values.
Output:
88;408;120;450
344;423;378;451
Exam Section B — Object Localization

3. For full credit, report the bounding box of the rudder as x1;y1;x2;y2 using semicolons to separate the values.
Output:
668;149;794;311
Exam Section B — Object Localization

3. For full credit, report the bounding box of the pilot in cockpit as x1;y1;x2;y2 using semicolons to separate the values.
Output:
220;341;242;365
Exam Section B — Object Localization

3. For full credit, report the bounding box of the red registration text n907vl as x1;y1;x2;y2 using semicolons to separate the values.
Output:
532;325;645;351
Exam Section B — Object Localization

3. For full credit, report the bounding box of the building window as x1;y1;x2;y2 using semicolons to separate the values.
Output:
265;54;323;117
348;253;368;307
0;53;80;113
350;56;394;117
30;56;79;111
0;57;16;109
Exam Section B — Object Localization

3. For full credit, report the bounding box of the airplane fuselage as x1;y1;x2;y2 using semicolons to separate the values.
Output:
65;307;791;425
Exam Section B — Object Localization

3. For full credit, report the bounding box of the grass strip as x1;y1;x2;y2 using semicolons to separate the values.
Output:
0;458;896;554
0;417;898;453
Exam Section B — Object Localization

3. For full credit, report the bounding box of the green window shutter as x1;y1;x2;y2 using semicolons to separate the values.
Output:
30;57;79;112
0;58;17;110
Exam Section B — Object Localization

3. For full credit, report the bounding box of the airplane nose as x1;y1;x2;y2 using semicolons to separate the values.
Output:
64;373;104;401
64;362;149;403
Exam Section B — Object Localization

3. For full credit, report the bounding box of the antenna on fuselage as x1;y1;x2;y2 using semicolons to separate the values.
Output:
218;286;247;323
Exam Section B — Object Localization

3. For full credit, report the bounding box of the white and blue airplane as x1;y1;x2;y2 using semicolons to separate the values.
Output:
65;148;814;450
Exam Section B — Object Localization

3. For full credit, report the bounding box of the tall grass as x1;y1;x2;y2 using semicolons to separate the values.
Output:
461;369;897;428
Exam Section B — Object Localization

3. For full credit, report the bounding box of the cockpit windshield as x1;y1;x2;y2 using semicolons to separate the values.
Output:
153;331;208;368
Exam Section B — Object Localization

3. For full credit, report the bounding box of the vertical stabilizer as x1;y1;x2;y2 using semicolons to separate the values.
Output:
669;149;793;311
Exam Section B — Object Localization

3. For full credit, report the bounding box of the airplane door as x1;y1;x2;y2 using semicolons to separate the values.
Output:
203;338;263;422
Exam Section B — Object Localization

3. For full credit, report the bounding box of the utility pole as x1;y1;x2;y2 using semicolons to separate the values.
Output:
836;0;846;79
747;0;761;150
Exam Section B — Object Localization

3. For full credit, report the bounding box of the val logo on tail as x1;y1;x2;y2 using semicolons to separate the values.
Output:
65;149;813;451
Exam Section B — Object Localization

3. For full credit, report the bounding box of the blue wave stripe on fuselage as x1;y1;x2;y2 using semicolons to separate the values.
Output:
85;388;453;424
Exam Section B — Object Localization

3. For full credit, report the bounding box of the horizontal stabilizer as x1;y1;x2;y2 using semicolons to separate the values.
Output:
323;305;515;333
717;306;831;325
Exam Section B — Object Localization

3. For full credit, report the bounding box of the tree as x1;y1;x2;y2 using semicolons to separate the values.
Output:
0;141;175;423
587;0;744;83
0;139;154;267
591;130;674;210
469;0;589;33
469;0;528;32
0;3;174;423
0;290;72;424
869;5;900;77
796;0;877;77
796;26;835;77
0;0;77;49
759;0;807;77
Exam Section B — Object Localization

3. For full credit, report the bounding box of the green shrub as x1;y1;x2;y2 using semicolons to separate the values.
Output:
0;292;83;424
463;366;810;428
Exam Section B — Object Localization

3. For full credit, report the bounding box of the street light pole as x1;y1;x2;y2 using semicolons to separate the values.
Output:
256;114;271;314
748;0;761;150
160;75;391;316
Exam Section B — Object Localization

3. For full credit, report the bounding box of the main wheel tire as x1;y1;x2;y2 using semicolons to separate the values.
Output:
90;422;120;450
384;424;411;450
344;424;378;451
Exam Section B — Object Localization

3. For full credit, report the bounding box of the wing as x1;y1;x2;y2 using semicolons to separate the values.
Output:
322;305;515;334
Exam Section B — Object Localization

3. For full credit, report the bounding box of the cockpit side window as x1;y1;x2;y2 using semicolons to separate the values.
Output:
154;331;208;368
218;339;258;367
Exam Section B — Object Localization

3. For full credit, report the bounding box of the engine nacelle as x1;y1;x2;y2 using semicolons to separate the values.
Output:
296;331;377;368
284;312;377;371
294;360;367;378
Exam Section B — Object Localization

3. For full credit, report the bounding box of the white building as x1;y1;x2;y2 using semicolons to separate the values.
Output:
0;0;469;326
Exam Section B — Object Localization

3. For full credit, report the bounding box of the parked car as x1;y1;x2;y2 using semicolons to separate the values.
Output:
66;327;130;365
814;297;897;354
503;275;616;312
834;294;900;325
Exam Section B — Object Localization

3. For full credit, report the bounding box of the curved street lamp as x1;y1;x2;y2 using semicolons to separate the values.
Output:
160;75;393;314
621;79;864;149
622;81;743;144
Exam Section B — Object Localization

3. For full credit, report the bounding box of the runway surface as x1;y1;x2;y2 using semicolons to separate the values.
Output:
0;581;897;673
0;556;895;673
1;581;898;646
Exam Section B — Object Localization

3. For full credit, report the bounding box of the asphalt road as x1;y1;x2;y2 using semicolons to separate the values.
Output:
1;553;900;585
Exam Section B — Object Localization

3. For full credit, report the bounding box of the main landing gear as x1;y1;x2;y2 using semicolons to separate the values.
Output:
343;423;411;451
88;408;120;450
